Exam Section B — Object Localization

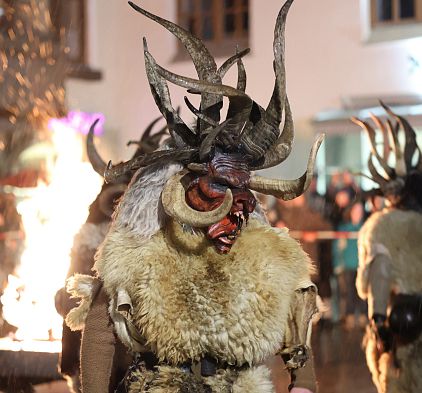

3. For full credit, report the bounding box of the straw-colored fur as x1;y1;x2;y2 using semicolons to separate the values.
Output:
94;218;314;367
65;274;96;331
358;208;422;393
358;208;422;297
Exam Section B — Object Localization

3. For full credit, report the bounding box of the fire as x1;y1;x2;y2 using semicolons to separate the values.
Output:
1;115;103;342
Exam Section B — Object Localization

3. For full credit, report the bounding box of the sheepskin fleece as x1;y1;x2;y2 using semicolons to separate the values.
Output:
364;328;422;393
95;218;314;367
65;274;97;331
127;364;274;393
358;209;422;297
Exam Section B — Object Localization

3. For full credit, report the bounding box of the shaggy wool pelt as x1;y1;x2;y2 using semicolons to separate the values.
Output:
364;328;422;393
358;208;422;298
95;218;315;368
66;274;97;331
126;364;274;393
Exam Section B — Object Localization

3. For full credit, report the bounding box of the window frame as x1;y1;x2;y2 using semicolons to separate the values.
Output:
50;0;101;80
175;0;249;60
371;0;422;27
366;0;422;43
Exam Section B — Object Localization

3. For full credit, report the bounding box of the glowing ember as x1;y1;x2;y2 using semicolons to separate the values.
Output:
1;117;103;341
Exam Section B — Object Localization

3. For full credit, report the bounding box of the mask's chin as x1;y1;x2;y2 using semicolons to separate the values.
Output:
207;209;247;254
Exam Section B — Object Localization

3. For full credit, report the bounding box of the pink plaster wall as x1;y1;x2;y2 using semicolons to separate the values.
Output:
66;0;422;175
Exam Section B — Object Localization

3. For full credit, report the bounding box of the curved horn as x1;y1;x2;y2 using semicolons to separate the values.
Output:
184;96;219;127
351;116;393;179
143;38;197;148
129;1;222;121
380;101;417;172
217;47;250;81
385;118;406;176
249;133;324;200
235;46;247;92
104;148;197;183
369;113;390;161
199;118;232;161
147;51;253;139
266;0;294;123
98;184;127;217
161;171;233;228
367;154;388;186
248;97;293;170
87;119;107;177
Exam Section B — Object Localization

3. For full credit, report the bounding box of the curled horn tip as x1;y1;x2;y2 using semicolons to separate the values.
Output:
379;100;396;117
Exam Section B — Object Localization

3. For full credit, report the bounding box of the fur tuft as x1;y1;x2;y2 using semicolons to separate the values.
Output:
233;365;274;393
66;299;92;331
65;274;96;331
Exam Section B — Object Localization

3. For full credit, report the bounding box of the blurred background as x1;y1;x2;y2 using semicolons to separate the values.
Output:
0;0;421;392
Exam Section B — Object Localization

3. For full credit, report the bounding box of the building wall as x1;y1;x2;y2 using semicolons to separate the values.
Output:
65;0;422;177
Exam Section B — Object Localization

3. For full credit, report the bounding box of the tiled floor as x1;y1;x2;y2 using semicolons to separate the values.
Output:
5;325;377;393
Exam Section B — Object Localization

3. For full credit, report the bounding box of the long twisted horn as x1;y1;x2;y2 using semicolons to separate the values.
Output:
385;118;406;176
249;133;324;200
104;148;197;183
247;97;293;169
146;51;253;151
129;1;222;124
87;119;107;177
369;113;390;162
161;171;233;227
241;0;294;167
350;117;393;179
367;153;388;187
380;101;417;172
143;38;198;147
266;0;293;123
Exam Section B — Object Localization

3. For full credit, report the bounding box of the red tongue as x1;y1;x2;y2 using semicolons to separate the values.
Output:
207;215;238;239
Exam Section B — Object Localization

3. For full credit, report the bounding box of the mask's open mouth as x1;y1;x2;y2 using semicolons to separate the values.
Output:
207;209;248;254
185;172;257;254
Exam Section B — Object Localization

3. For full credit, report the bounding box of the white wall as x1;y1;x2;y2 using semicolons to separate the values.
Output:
66;0;422;177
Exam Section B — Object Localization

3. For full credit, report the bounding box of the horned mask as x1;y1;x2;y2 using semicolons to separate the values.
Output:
352;102;422;211
87;116;169;219
103;0;324;253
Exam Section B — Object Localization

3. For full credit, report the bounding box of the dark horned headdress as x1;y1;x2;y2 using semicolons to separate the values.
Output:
352;101;422;210
87;116;169;218
102;0;324;252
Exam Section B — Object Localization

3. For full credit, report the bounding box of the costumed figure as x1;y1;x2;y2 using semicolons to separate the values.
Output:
352;104;422;393
66;1;324;392
55;118;168;392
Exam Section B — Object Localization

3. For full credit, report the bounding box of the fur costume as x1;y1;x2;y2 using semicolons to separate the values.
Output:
67;1;322;391
353;106;422;393
57;119;168;393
